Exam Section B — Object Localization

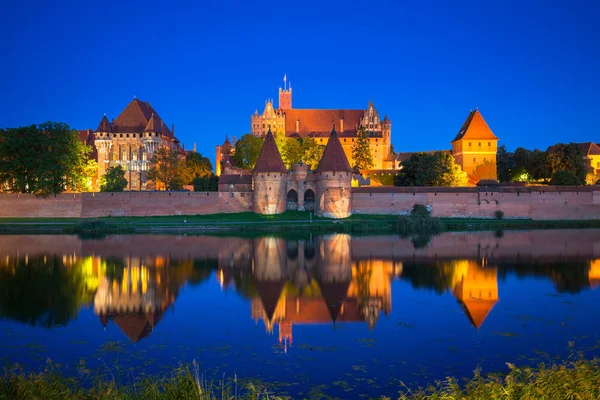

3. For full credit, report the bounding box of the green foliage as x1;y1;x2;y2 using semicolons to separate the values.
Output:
410;203;431;218
281;137;326;170
193;175;219;191
495;210;504;220
551;170;580;185
232;134;264;170
99;166;128;192
147;148;188;190
395;152;468;187
185;152;213;181
548;143;587;185
351;126;374;170
0;122;92;195
496;145;515;182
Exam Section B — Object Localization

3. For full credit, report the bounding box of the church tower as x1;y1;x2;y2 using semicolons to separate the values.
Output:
278;74;292;110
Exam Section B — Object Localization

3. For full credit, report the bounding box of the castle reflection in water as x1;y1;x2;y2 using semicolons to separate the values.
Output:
1;231;600;345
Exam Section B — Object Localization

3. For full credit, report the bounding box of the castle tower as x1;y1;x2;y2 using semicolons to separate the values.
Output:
314;127;354;218
216;137;233;176
451;261;499;330
451;109;499;182
94;115;113;178
252;128;289;215
278;74;292;110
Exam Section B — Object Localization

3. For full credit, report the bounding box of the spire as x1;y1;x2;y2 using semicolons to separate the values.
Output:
253;128;288;173
315;127;353;172
95;115;112;133
451;109;498;143
283;73;287;90
144;113;163;133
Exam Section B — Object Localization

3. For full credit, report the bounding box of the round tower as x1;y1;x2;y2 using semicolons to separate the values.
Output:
314;128;353;218
252;128;289;215
291;162;310;210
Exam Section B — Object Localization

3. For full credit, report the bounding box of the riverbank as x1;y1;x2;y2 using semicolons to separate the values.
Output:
2;357;599;399
1;211;600;235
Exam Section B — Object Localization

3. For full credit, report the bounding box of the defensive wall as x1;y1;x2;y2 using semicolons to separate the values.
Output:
0;186;599;220
351;186;600;220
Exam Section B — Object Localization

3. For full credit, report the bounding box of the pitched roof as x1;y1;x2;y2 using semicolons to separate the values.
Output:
318;280;351;322
112;99;173;137
112;311;162;343
253;129;288;173
451;109;498;143
283;109;364;137
221;137;233;154
315;128;353;172
254;280;286;321
95;115;112;133
578;142;600;156
218;174;253;185
457;299;497;329
144;113;164;133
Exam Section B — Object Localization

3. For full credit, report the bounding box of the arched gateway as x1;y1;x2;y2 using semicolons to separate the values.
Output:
304;189;315;212
286;189;298;211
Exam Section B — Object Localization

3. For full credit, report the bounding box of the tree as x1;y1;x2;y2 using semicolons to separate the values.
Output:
496;145;515;182
147;147;188;190
547;143;587;185
301;139;325;170
186;152;213;182
551;170;580;186
282;137;303;169
0;122;92;195
100;166;128;192
351;126;374;170
471;160;497;182
394;152;468;187
232;134;264;170
193;175;219;191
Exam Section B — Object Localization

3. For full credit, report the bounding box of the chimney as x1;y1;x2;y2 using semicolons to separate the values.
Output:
172;124;175;135
340;118;344;133
295;120;299;133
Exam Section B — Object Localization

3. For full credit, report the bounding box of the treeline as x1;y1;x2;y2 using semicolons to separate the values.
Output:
497;143;589;185
0;123;96;195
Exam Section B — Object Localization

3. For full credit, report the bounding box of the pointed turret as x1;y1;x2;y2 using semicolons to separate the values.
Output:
144;113;164;134
96;115;112;133
254;280;286;322
451;109;498;143
319;280;351;323
222;137;233;155
315;128;353;172
253;128;288;173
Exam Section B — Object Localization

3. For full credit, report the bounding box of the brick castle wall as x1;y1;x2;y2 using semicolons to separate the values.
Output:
0;192;252;218
351;186;600;220
0;186;599;220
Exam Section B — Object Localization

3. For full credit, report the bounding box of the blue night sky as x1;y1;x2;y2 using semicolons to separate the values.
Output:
1;0;599;165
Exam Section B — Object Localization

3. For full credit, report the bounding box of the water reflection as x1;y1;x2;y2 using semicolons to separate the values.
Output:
0;231;600;344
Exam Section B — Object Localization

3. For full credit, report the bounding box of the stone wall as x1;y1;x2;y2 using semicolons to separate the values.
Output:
352;186;600;220
0;192;252;218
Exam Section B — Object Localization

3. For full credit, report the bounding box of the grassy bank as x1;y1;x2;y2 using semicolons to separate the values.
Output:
2;357;599;399
0;211;600;235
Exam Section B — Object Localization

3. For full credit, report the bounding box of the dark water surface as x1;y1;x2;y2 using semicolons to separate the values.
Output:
1;230;600;398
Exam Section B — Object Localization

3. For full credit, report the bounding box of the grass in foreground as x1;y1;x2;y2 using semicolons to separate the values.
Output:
2;357;599;400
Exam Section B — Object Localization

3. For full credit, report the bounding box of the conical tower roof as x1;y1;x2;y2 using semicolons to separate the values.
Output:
253;128;288;173
318;280;351;323
254;279;286;321
457;299;497;330
95;115;112;133
144;113;164;134
315;128;353;172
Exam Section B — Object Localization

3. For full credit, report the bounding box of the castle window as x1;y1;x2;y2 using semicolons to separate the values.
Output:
478;142;481;146
468;142;472;147
473;158;476;162
488;142;491;147
230;193;234;198
229;184;234;189
483;157;487;162
127;134;129;138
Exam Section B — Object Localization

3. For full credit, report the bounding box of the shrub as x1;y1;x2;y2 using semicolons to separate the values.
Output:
410;204;431;218
494;210;504;220
551;170;580;186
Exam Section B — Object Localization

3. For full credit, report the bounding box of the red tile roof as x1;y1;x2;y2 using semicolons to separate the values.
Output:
548;142;600;156
253;129;288;173
144;113;164;133
318;280;352;322
451;109;498;143
283;109;364;137
315;128;353;172
112;99;173;137
254;280;286;321
95;115;112;133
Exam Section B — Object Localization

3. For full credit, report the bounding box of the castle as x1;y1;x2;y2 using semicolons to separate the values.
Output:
90;99;184;190
216;77;500;183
